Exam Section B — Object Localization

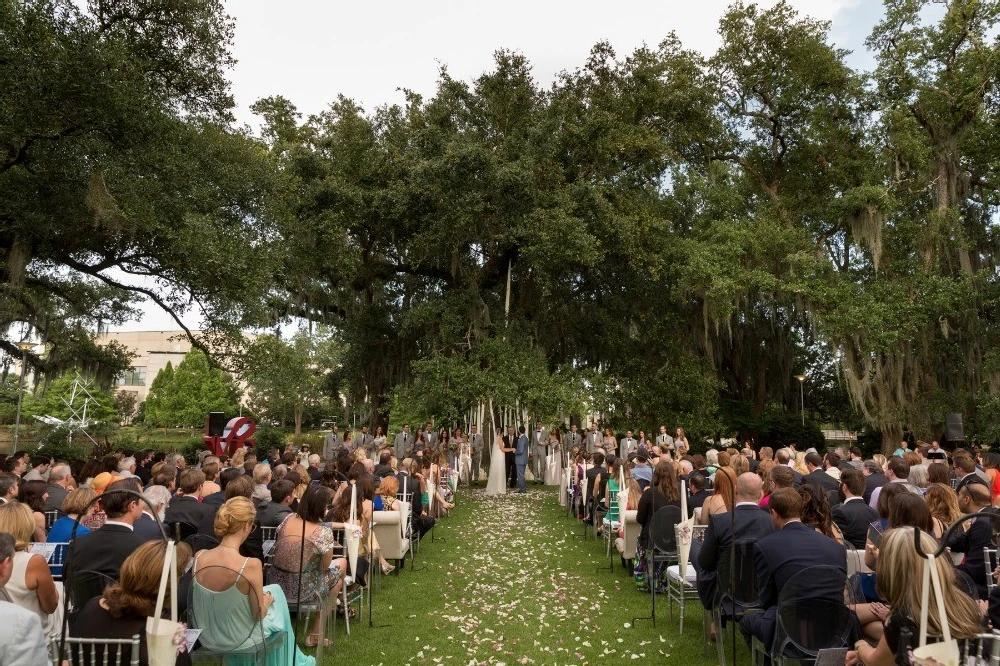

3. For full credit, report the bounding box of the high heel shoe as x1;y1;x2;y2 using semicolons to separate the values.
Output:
381;562;395;575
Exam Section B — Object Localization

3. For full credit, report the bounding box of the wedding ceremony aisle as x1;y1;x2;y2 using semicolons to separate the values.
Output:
329;487;725;665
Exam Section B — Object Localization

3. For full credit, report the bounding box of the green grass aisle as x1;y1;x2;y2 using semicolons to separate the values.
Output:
322;487;739;665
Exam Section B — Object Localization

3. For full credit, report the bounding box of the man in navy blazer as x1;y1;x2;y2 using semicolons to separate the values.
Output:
740;487;848;652
693;472;774;610
774;449;803;487
948;483;998;599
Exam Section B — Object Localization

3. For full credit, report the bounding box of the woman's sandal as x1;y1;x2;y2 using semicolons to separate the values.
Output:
306;634;331;647
336;604;357;619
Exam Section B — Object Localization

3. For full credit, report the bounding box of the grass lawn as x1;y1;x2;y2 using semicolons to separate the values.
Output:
316;486;750;665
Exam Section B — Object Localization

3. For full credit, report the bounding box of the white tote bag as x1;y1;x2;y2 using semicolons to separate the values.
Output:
344;484;360;580
146;540;183;666
911;552;959;666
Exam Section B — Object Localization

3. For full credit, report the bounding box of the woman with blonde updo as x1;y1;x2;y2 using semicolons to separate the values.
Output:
191;497;315;666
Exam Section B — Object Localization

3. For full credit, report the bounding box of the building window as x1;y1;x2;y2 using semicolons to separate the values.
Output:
118;367;147;386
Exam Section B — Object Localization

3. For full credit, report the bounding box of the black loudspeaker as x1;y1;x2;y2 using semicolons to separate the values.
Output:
206;411;226;437
945;413;965;443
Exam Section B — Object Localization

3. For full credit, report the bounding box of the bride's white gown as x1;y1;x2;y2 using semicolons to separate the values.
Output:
485;437;507;496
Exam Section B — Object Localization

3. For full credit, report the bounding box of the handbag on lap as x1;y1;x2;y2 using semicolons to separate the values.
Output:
146;540;184;666
910;550;959;666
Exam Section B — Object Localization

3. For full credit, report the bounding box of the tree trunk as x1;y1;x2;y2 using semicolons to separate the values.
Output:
881;424;902;456
294;402;302;435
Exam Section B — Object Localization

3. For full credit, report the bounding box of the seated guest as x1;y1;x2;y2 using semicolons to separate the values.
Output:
190;497;314;664
200;457;222;498
953;454;990;496
687;472;709;517
272;487;350;643
832;468;878;549
71;540;193;666
584;452;609;523
739;487;847;653
0;532;48;664
196;475;262;559
307;453;323;482
16;480;48;543
0;473;18;504
799;483;844;543
698;467;735;524
862;460;888;505
847;528;981;666
947;483;996;599
165;469;212;529
924;482;960;538
373;452;395;480
136;484;172;541
802;452;840;493
149;464;177;494
761;465;794;509
202;467;244;508
0;503;60;639
65;478;146;580
252;463;272;504
692;473;774;617
631;452;653;488
44;463;74;513
47;487;98;575
257;479;295;528
634;461;682;593
774;449;803;487
869;457;916;510
374;475;400;511
397;458;435;538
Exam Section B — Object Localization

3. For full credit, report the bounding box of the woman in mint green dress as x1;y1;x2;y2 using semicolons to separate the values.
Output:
190;497;315;666
606;459;621;523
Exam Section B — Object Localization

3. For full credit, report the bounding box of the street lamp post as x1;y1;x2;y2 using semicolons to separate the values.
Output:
12;341;35;454
794;374;806;427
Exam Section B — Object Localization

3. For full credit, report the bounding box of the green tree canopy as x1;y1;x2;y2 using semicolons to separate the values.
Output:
143;350;241;427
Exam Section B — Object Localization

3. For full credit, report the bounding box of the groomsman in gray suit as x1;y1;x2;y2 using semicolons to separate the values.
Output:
531;424;547;483
393;424;412;459
586;424;602;454
469;425;483;483
423;423;437;448
619;429;637;459
563;424;582;465
356;425;374;459
323;425;342;461
656;425;674;454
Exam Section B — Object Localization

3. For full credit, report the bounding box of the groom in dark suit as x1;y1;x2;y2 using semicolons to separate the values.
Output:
515;426;529;493
504;427;517;488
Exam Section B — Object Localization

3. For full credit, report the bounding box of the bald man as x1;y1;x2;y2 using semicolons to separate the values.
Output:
692;472;775;611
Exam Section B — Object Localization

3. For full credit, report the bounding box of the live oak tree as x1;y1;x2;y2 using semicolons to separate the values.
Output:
0;0;277;385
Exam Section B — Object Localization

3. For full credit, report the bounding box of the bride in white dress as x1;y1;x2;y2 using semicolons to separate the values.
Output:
485;432;507;496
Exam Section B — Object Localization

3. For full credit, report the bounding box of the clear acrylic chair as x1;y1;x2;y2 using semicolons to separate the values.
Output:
666;523;706;633
712;539;761;666
751;564;854;666
189;563;293;664
632;505;682;627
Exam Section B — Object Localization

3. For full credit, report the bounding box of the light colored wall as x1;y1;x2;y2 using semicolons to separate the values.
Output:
95;330;198;403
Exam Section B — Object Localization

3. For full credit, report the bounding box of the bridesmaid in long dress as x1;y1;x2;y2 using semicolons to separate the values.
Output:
545;428;562;486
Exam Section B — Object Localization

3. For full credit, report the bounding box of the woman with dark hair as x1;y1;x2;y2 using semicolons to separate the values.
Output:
887;491;933;534
798;484;843;543
71;540;193;666
634;461;682;593
864;483;911;570
17;479;48;542
272;486;350;638
927;462;951;486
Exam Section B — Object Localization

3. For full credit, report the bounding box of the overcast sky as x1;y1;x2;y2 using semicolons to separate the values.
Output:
113;0;885;332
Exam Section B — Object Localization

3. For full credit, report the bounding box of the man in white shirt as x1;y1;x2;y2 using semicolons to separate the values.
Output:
563;425;582;466
393;424;412;459
586;424;601;454
656;425;674;453
0;532;48;666
618;430;637;459
117;456;138;478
